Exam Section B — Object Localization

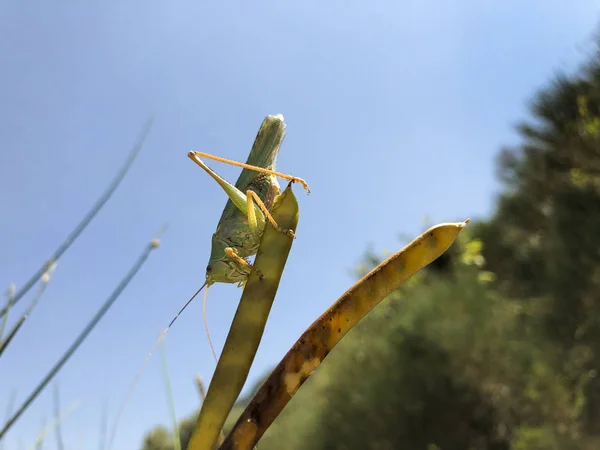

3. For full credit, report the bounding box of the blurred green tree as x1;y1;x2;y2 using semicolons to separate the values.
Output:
474;42;600;432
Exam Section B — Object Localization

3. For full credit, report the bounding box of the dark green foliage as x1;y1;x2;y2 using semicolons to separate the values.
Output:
142;426;172;450
472;41;600;434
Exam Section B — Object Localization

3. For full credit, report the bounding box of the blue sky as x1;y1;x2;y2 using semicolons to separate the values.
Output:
1;0;598;448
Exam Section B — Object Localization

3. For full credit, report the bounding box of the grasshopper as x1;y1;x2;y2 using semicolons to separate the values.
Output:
188;114;310;291
187;114;309;361
108;116;309;434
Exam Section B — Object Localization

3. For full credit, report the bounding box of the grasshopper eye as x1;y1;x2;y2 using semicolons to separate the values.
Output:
206;265;213;273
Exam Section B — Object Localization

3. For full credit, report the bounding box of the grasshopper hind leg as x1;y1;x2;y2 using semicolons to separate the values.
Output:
189;151;311;193
246;190;296;239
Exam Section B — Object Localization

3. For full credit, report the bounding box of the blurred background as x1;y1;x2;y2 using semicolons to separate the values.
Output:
2;1;600;449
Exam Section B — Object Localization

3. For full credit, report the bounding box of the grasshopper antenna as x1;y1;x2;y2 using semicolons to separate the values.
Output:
107;281;207;450
202;286;218;364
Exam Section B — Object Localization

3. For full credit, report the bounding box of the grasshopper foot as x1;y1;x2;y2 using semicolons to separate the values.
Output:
254;266;265;280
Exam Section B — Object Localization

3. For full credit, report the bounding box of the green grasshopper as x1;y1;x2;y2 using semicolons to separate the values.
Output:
187;114;310;361
188;114;310;291
109;116;309;429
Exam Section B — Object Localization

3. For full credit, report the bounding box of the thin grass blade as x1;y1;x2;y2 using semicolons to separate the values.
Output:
52;383;65;450
26;401;81;450
0;264;56;358
159;342;181;450
0;284;15;342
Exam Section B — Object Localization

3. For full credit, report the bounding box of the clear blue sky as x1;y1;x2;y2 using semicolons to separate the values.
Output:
1;1;598;448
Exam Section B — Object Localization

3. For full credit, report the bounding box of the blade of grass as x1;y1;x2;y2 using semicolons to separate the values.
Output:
187;183;299;450
194;374;225;445
0;229;163;440
53;383;65;450
0;116;154;319
195;375;207;402
220;220;469;450
0;263;56;358
99;399;108;450
34;417;46;450
0;284;15;342
26;400;81;450
0;390;17;450
159;341;181;450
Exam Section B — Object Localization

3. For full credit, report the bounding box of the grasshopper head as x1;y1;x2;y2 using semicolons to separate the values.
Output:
205;235;249;285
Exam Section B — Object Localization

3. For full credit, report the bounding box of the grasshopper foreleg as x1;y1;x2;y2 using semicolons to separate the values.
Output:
224;248;264;280
246;190;296;239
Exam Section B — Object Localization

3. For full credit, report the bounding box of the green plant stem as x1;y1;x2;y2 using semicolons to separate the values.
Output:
0;273;52;358
159;343;181;450
0;285;15;342
53;384;65;450
0;390;17;450
26;401;81;450
188;184;299;450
